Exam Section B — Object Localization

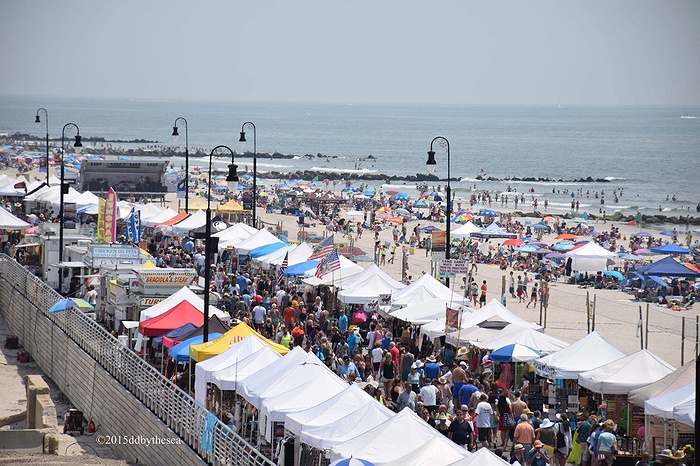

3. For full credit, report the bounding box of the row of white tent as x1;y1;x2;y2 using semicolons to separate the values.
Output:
194;334;517;466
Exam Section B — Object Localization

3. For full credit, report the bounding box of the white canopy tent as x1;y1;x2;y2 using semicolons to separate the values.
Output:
389;298;468;325
23;184;80;204
474;326;569;354
673;398;695;427
233;228;283;256
211;345;281;392
565;242;617;274
273;242;313;267
134;202;166;221
340;263;404;291
329;408;469;465
171;210;206;236
338;263;406;304
213;222;258;245
578;349;675;395
141;207;178;228
302;254;364;286
628;359;696;407
451;221;481;238
194;335;269;404
451;446;511;465
0;207;31;229
284;384;394;449
391;273;469;309
444;300;541;346
534;331;625;380
644;382;695;421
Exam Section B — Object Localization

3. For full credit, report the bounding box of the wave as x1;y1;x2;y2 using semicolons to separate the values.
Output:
309;166;379;174
604;177;626;181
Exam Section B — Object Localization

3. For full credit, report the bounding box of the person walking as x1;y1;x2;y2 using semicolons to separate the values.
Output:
480;280;488;308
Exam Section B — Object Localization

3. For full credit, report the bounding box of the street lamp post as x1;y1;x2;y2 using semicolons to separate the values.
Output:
426;136;452;288
238;122;256;227
59;123;82;294
35;108;50;185
202;145;239;342
172;117;189;213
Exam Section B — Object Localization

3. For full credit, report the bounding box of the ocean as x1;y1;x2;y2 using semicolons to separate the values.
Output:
1;95;699;219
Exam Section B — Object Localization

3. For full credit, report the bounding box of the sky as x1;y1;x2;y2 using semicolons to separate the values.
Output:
2;0;699;105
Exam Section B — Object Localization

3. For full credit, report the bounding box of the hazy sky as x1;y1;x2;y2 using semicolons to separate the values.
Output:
2;0;699;105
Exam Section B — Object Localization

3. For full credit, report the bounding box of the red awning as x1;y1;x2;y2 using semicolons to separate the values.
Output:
138;300;204;337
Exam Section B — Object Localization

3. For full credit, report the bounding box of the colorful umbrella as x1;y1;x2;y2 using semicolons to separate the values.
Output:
503;238;523;247
329;459;376;466
376;206;391;213
488;343;543;362
387;217;404;224
413;200;427;207
394;192;409;201
543;216;555;223
555;233;577;240
48;298;94;314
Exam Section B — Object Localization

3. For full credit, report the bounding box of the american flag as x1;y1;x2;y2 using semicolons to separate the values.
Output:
314;257;328;278
308;234;335;260
277;252;288;285
325;249;341;272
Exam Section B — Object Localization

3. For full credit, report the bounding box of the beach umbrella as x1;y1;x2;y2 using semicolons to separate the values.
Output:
421;225;442;232
545;252;566;259
634;248;652;255
618;252;641;261
376;206;391;213
479;209;499;217
543;216;555;222
329;459;376;466
520;236;538;243
394;192;409;201
659;230;676;236
552;241;575;252
631;231;652;237
488;343;543;362
503;238;523;247
555;233;577;240
394;207;410;216
685;263;700;273
603;270;627;282
351;255;375;263
48;298;94;313
413;200;427;207
385;189;398;195
516;244;541;253
387;217;404;224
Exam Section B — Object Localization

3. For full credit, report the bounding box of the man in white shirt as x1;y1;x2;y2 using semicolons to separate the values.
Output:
475;394;494;449
252;303;266;332
371;345;383;374
419;379;440;414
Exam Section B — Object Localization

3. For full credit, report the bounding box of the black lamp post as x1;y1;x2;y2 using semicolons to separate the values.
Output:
59;123;82;294
238;122;256;227
202;145;239;341
172;117;189;213
35;108;50;185
426;136;452;288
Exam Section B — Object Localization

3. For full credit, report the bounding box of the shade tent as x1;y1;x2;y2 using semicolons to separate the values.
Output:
232;228;284;256
134;203;166;221
419;318;451;341
138;300;205;336
285;260;318;277
141;207;178;228
23;184;79;203
635;256;700;278
213;222;258;244
649;243;692;255
170;210;206;236
628;359;697;407
534;331;625;380
453;300;541;332
168;333;222;362
162;315;230;348
565;242;617;274
284;384;394;450
450;446;510;466
644;382;695;421
0;207;31;229
391;273;469;308
475;326;568;354
338;264;406;304
451;221;481;238
673;398;695;427
303;255;364;286
389;299;463;325
193;334;272;405
256;243;312;269
211;345;281;392
329;408;469;465
578;349;675;394
189;322;289;362
249;241;289;258
470;222;517;239
384;436;473;466
153;323;197;350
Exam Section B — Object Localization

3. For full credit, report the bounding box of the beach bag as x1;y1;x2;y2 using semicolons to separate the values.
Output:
567;430;581;464
502;412;516;429
557;429;566;449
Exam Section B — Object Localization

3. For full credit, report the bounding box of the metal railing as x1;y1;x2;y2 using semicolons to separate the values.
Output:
0;255;273;466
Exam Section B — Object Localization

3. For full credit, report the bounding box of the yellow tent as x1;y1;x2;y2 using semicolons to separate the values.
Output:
139;260;156;268
189;322;289;361
217;199;244;213
185;197;208;211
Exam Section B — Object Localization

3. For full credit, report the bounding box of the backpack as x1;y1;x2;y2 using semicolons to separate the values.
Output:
556;429;566;449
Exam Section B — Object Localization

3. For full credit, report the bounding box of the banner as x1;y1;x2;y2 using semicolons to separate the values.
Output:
176;175;186;199
446;306;461;332
103;188;118;243
126;207;142;243
96;198;106;243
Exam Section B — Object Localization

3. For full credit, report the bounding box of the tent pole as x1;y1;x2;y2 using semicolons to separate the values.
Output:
639;305;644;350
680;316;685;366
586;291;590;333
591;295;596;332
645;304;649;349
695;315;699;358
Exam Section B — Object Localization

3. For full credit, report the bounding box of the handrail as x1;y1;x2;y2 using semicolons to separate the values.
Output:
0;255;273;466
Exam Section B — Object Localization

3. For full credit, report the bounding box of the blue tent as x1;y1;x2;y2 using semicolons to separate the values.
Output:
636;256;700;278
631;272;669;289
649;244;692;255
249;242;288;258
169;334;222;362
152;322;197;349
285;260;318;276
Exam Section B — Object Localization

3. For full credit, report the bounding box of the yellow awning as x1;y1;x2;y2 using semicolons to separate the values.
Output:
189;322;290;361
217;199;244;212
185;197;208;211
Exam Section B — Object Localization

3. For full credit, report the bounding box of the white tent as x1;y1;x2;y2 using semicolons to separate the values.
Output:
213;222;258;241
628;359;696;407
23;184;80;204
389;298;468;325
534;331;625;380
171;210;206;236
444;301;542;346
673;398;695;427
233;228;283;256
451;221;481;238
338;263;406;304
211;345;281;392
451;446;510;465
578;349;675;394
284;384;394;449
386;436;473;466
644;382;695;421
391;273;469;309
419;318;450;341
194;335;270;404
141;207;178;227
474;326;569;354
135;202;165;221
565;241;617;274
329;408;469;465
256;242;314;269
302;254;364;286
0;207;31;229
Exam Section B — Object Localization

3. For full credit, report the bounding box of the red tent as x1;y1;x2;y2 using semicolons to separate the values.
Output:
138;301;205;337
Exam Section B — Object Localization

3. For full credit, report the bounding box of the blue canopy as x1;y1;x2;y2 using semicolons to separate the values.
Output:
152;322;197;349
169;333;222;362
636;256;700;278
649;244;691;255
249;242;288;258
394;192;409;200
285;260;318;276
631;272;669;289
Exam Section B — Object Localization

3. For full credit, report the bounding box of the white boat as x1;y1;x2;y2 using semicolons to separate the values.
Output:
680;114;698;119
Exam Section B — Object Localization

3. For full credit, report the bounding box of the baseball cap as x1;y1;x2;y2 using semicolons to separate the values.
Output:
533;440;543;448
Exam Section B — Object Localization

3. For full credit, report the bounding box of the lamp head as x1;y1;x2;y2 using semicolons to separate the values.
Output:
73;134;83;154
226;164;240;194
238;131;247;148
35;114;41;126
426;150;437;174
172;126;179;141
